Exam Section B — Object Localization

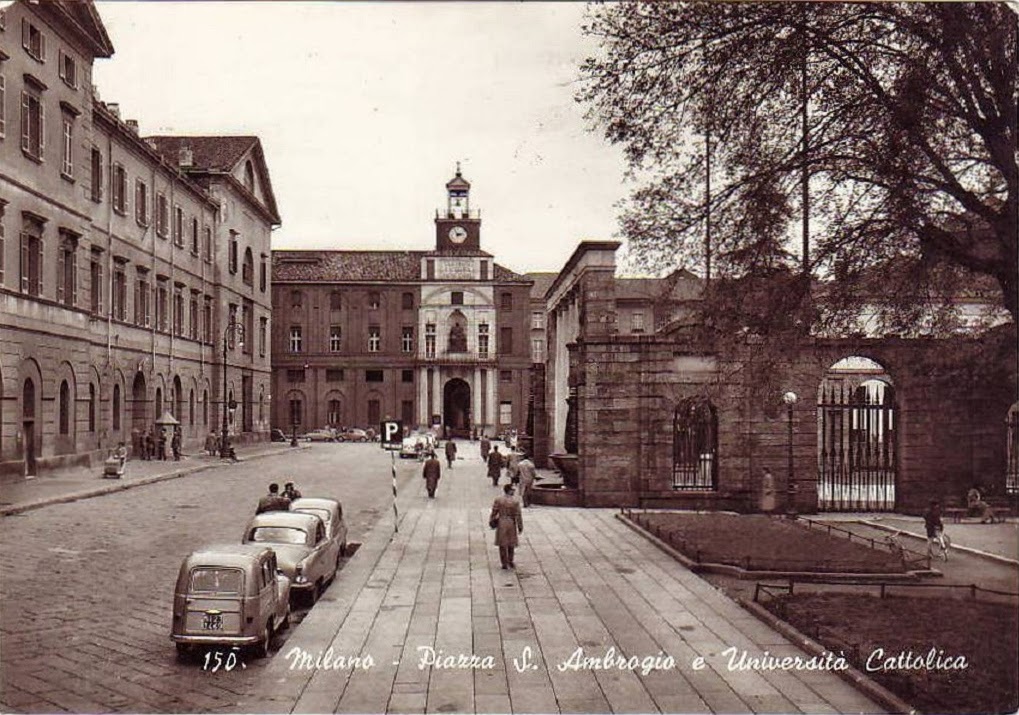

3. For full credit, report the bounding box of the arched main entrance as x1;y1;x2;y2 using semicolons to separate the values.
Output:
443;378;471;438
817;356;897;511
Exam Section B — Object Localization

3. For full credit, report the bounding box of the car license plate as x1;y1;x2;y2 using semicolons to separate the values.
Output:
202;612;223;630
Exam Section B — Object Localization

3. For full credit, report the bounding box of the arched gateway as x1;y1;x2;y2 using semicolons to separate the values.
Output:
443;379;471;438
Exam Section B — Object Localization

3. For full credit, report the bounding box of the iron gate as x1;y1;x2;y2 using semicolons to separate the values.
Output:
817;382;897;511
673;397;718;490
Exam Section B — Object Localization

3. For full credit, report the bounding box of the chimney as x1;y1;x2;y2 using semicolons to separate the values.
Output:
126;119;139;135
179;146;193;167
106;102;120;119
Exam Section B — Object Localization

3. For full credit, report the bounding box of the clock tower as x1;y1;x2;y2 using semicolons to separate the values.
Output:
435;164;481;252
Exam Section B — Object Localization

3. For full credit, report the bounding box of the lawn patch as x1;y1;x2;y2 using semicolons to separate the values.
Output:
629;512;906;573
762;593;1018;714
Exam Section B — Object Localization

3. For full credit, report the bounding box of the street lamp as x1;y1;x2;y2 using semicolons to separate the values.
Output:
220;321;244;458
782;391;798;517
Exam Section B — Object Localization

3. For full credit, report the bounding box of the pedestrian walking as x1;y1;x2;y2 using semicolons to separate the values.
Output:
282;481;302;501
480;435;491;462
157;429;167;461
924;499;949;561
505;450;521;485
205;431;216;456
171;427;182;461
760;468;776;514
444;439;457;468
256;483;291;514
143;429;154;460
487;445;504;486
114;441;128;476
518;454;537;507
489;484;523;569
423;452;442;498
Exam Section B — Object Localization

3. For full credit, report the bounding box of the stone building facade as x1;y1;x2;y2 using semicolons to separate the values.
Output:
270;170;532;439
0;1;279;478
538;242;1017;513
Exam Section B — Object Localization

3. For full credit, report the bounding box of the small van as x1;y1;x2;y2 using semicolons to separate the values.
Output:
171;543;290;659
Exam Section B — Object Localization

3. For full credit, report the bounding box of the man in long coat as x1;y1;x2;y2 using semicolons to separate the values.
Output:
489;484;523;569
480;435;491;462
423;452;441;498
444;439;457;468
487;445;504;486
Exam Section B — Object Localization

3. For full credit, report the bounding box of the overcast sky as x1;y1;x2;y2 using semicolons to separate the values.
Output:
91;2;632;276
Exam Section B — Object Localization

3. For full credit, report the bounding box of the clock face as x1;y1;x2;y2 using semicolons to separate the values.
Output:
448;226;468;244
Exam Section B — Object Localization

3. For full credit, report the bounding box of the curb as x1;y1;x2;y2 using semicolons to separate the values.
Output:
614;515;918;713
614;513;933;581
737;597;916;715
860;519;1019;568
0;445;306;518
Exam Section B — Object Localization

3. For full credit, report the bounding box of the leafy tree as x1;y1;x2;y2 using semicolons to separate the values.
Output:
578;2;1017;331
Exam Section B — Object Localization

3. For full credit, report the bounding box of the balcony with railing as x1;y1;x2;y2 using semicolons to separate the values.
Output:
420;349;496;365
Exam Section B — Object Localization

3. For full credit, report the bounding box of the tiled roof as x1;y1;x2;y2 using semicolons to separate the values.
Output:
273;250;530;284
525;272;558;300
144;136;258;172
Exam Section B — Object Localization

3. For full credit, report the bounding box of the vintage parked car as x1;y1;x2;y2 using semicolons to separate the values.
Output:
300;428;336;443
170;543;290;660
290;497;348;558
242;511;339;605
337;428;369;443
400;432;436;458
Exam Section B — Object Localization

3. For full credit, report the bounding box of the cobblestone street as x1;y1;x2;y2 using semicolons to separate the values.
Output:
0;444;420;713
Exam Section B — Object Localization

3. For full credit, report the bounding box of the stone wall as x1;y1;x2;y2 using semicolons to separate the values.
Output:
573;330;1017;512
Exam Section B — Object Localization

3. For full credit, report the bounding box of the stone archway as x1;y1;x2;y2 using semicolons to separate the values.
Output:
132;372;148;434
817;356;897;511
443;378;471;438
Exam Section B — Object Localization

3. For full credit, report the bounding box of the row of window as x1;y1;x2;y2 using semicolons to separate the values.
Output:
286;324;516;356
53;380;214;438
289;290;414;311
287;289;520;311
286;367;519;385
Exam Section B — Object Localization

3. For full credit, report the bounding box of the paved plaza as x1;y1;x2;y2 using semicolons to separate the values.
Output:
236;452;882;714
4;442;1017;713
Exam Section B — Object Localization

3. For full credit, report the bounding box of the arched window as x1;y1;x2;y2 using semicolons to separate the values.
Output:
88;383;96;432
672;397;718;491
23;378;35;419
244;160;255;192
328;399;341;426
113;385;122;431
189;389;195;426
155;387;163;419
203;389;209;425
174;377;183;421
59;380;71;435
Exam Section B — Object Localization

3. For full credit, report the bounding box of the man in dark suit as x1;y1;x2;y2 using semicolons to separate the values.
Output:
423;452;442;498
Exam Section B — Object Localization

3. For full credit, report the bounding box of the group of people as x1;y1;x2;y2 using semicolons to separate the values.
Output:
137;427;182;461
418;437;535;570
255;481;303;514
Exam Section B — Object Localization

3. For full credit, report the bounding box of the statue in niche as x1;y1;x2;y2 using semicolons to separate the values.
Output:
448;323;467;353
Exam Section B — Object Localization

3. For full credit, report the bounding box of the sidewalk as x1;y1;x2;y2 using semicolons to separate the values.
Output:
0;442;303;517
808;512;1019;565
237;459;882;714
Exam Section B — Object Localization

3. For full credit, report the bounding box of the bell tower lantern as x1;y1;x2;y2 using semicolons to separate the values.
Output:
435;163;481;252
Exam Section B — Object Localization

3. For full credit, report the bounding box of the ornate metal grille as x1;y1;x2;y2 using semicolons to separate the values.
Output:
818;381;897;511
672;398;717;490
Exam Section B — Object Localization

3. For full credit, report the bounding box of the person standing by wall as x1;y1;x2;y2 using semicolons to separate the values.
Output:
490;483;524;569
760;468;776;514
518;454;537;508
423;452;442;498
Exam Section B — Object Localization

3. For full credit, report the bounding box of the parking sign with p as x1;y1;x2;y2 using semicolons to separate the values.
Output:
381;420;403;448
